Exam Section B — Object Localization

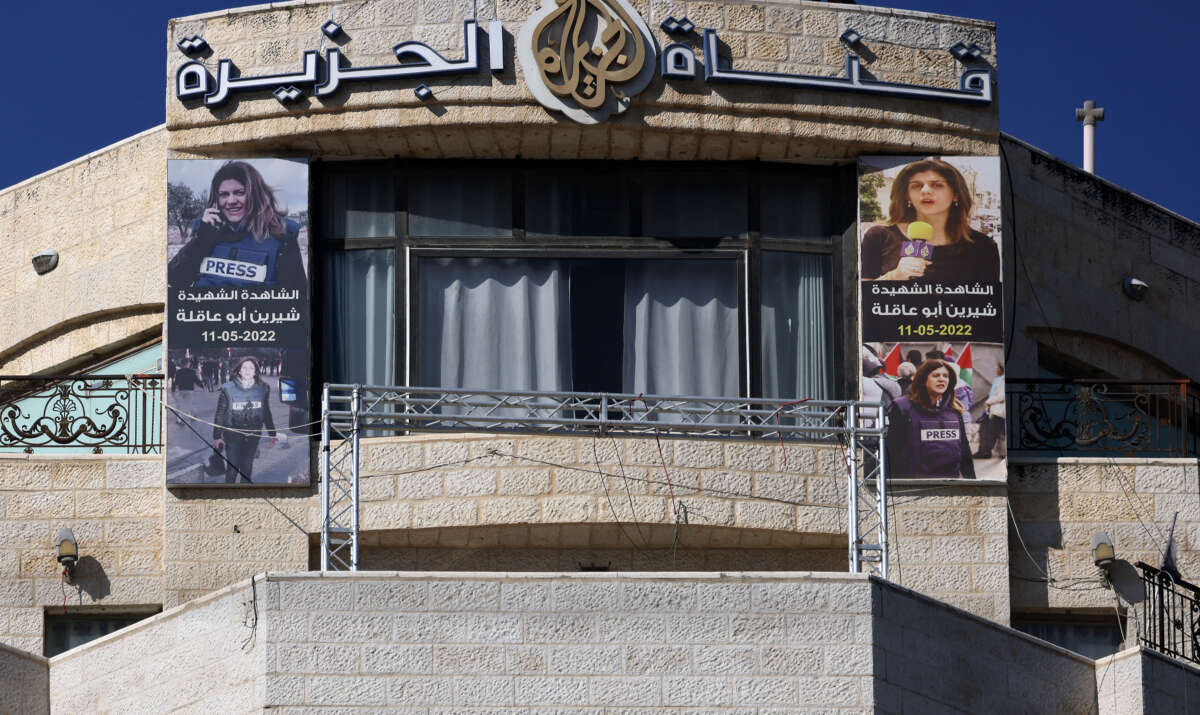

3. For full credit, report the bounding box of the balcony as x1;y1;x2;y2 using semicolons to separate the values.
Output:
1008;380;1198;457
1137;562;1200;667
0;374;163;454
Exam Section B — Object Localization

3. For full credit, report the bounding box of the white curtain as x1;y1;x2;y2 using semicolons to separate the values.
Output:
322;250;395;385
622;260;739;398
760;251;831;400
419;257;571;391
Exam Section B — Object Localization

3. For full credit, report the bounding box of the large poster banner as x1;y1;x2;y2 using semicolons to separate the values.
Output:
859;156;1005;480
166;158;310;486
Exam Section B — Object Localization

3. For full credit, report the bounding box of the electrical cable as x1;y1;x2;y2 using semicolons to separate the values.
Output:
634;394;678;517
489;449;848;510
602;433;652;549
773;398;811;474
1105;456;1170;555
1008;496;1120;594
1007;496;1050;581
998;142;1061;357
129;376;325;439
590;433;649;551
240;574;259;651
997;140;1020;361
887;491;902;586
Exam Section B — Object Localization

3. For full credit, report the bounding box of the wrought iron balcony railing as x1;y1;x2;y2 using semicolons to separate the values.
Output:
0;374;163;454
1136;562;1200;666
1008;380;1197;457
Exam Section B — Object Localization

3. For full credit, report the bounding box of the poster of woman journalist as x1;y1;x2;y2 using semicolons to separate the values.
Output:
165;158;311;486
859;156;1005;481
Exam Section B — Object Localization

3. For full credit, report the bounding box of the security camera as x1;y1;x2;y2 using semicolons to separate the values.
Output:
1122;277;1149;301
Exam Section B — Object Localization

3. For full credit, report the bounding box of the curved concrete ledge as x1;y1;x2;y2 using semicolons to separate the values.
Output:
0;306;161;375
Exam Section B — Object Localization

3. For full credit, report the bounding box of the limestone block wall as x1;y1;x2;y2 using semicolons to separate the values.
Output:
163;433;1017;625
164;432;854;607
29;571;1200;713
47;578;264;714
1008;458;1200;612
349;433;850;537
166;1;998;159
0;127;166;375
1095;647;1200;715
262;571;879;710
874;579;1098;712
1001;134;1200;380
0;642;48;715
163;485;311;609
887;482;1010;624
0;455;163;654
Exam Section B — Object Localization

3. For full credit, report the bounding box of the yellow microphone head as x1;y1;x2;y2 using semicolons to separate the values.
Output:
906;221;933;240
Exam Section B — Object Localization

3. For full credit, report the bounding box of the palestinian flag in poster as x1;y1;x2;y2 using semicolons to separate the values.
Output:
883;344;901;376
957;343;973;386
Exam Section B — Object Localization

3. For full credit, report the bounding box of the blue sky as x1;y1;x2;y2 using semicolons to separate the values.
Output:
4;2;1196;223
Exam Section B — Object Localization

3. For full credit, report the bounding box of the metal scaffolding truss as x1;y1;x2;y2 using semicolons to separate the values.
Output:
320;385;360;571
320;385;887;578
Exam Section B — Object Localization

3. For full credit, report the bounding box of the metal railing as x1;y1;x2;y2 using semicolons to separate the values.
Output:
1008;380;1197;457
320;385;888;579
0;374;163;454
1136;562;1200;666
324;385;876;442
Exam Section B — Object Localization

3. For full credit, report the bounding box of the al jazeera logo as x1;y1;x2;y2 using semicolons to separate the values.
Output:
517;0;658;123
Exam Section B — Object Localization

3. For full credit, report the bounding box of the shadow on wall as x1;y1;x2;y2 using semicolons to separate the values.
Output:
71;556;111;602
1107;560;1145;606
1009;465;1063;608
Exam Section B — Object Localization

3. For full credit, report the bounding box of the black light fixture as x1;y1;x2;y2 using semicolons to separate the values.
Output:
1123;277;1149;301
55;527;78;578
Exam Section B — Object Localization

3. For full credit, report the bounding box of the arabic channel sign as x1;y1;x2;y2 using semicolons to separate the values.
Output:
858;156;1006;481
166;158;311;487
173;12;993;124
517;0;657;123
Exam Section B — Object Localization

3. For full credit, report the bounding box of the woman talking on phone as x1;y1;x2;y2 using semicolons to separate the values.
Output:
861;157;999;283
167;160;305;290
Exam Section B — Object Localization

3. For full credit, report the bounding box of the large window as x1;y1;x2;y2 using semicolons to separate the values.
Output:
317;162;848;400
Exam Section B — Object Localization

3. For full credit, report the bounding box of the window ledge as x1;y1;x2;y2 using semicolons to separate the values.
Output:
1006;454;1198;466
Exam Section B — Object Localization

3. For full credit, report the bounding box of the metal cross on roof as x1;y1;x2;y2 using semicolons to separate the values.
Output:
1075;99;1106;174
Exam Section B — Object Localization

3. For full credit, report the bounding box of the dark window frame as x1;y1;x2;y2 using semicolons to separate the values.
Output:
43;607;161;657
313;160;851;400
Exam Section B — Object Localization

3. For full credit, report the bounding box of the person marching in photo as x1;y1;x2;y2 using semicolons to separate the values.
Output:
212;356;278;484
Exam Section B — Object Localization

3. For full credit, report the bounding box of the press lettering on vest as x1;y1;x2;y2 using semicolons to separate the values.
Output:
232;401;263;411
921;428;959;441
200;257;266;283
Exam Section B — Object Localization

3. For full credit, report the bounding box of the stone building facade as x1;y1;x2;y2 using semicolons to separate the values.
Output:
1;0;1198;711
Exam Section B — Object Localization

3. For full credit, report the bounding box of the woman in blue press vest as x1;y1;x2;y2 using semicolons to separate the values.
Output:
885;359;975;479
212;356;277;484
168;161;305;290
